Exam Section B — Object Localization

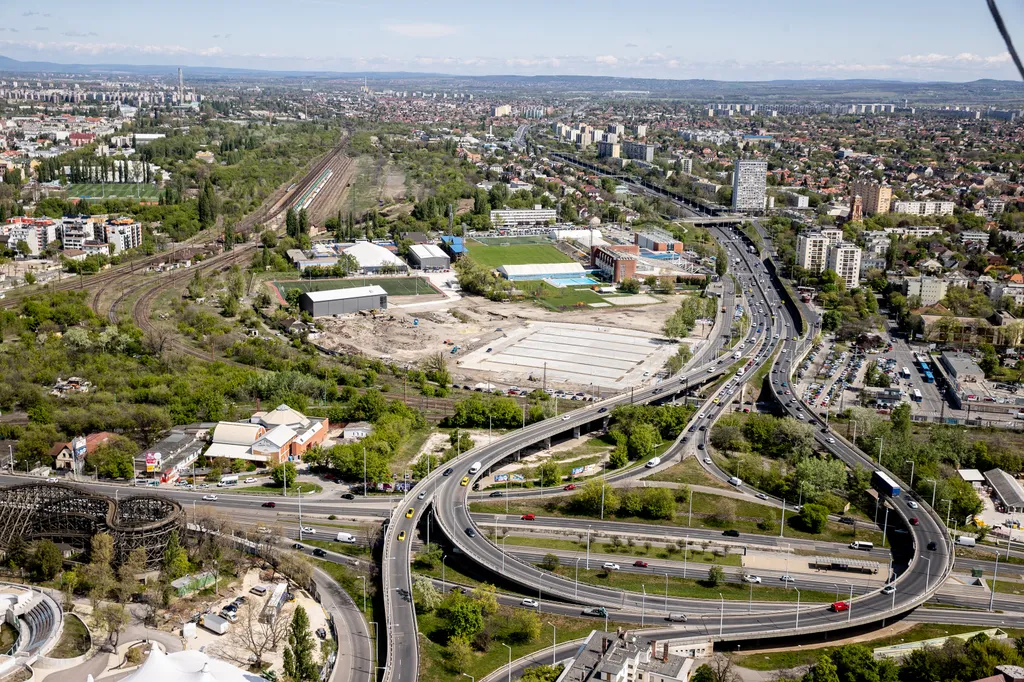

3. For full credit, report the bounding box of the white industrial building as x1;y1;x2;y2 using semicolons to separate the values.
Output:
496;262;586;281
731;158;767;211
489;206;557;227
407;244;450;270
343;241;408;273
300;285;388;317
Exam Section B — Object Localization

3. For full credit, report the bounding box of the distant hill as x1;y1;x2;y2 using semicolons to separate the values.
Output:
0;54;1022;101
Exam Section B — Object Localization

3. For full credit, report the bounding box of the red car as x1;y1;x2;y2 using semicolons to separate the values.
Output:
910;517;919;525
262;502;276;508
521;513;536;521
633;560;649;568
830;601;850;613
563;484;577;491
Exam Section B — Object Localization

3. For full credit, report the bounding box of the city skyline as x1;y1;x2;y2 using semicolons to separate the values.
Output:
1;0;1022;81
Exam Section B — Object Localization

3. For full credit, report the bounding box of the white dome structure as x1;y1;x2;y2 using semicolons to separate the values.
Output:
115;647;266;682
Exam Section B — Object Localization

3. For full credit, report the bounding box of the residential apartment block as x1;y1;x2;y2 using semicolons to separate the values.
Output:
731;158;767;211
903;275;949;305
797;232;830;273
489;205;557;227
677;157;692;174
597;141;621;159
621;141;655;163
850;179;892;215
827;242;862;289
892;200;956;216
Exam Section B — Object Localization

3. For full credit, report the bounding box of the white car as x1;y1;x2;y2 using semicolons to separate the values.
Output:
742;574;761;584
302;527;316;534
882;585;896;595
520;598;539;608
602;562;620;571
562;415;571;421
697;412;705;419
202;494;218;501
827;437;836;444
244;477;257;483
755;493;768;500
417;491;426;500
907;501;919;510
703;457;712;464
780;575;795;582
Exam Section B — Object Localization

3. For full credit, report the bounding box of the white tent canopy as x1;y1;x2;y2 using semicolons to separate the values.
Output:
119;647;266;682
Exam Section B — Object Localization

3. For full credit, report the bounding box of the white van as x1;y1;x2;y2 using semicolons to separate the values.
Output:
849;541;874;551
646;457;662;469
728;477;742;487
335;532;357;544
956;536;976;547
468;462;482;474
667;613;688;622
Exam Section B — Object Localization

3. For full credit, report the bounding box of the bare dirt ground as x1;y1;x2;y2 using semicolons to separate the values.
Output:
382;165;406;200
315;293;704;393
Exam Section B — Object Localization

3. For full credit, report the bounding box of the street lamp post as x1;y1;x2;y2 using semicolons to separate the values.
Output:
718;593;724;637
463;675;475;682
586;526;592;569
926;557;933;593
641;585;646;627
502;536;507;574
794;588;801;629
683;536;688;579
848;584;853;623
904;459;915;489
575;557;581;598
925;479;936;509
548;623;556;666
442;555;447;594
779;498;785;538
882;507;890;548
358;576;367;613
502;643;512;682
989;554;999;612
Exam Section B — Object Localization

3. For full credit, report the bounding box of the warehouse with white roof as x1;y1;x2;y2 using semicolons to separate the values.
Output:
299;285;388;317
343;241;408;273
496;262;586;281
407;244;451;270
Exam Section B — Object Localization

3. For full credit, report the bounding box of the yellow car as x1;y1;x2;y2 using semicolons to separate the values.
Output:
406;507;415;518
461;476;470;487
398;531;406;542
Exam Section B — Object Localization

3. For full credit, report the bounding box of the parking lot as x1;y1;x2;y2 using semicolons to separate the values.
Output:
457;321;681;390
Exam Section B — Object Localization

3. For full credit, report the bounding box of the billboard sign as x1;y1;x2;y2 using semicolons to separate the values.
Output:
493;474;509;483
571;466;585;476
510;474;525;482
145;452;161;473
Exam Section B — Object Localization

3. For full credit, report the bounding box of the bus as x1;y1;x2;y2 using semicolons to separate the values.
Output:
919;362;931;375
923;371;934;384
217;474;239;487
901;367;911;379
912;389;923;402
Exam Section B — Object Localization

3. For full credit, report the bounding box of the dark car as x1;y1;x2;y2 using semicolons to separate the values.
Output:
262;501;277;508
697;443;705;450
316;627;327;640
292;543;303;549
927;541;937;550
341;493;355;500
598;407;607;413
465;527;477;537
723;529;740;537
839;516;855;525
489;491;503;498
442;468;454;477
313;548;327;558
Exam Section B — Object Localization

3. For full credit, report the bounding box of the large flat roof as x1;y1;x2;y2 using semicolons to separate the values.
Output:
497;262;585;277
302;285;388;302
409;244;449;259
985;468;1024;510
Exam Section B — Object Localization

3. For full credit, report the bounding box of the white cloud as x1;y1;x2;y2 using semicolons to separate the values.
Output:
898;51;1010;67
595;55;618;66
0;39;223;58
382;23;458;38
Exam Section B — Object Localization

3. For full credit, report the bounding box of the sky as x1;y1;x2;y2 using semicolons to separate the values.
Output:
3;0;1024;81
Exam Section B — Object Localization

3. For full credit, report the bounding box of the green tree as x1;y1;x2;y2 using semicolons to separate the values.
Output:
627;423;660;460
444;635;472;672
272;462;298;489
299;208;309;235
436;592;484;640
540;554;560;571
619;278;641;294
31;539;64;580
537;461;560;487
286;208;299;238
799;503;830;534
706;565;725;587
890;402;912;438
715;247;728;277
805;653;841;682
283;605;318;682
519;665;563;682
691;665;715;682
568;479;619;516
503;609;542;644
412;575;441;613
162;530;190;580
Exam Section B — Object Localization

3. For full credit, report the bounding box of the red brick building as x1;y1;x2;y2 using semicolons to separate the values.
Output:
591;244;639;283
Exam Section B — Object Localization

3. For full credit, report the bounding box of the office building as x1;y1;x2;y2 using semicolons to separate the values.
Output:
731;158;768;211
797;232;830;274
892;200;956;216
489;206;558;227
597;141;621;159
827;243;863;289
850;180;893;215
621;141;655;163
903;275;948;306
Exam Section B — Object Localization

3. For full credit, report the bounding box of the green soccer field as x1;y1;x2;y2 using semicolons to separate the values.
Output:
473;236;552;246
67;183;160;201
272;277;436;297
466;241;575;269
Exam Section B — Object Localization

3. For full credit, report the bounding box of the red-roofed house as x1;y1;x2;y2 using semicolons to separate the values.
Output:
69;132;95;147
51;432;115;470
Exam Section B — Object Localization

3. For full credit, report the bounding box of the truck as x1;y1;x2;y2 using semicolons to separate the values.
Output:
200;613;230;635
871;470;901;497
335;532;357;544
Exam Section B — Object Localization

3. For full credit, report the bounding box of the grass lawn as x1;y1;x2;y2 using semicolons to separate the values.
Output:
66;183;160;201
48;614;90;658
474;236;554;246
232;482;322;496
313;559;377;621
418;605;619;682
732;624;1024;671
514;280;606;309
392;426;435;472
272;277;436;297
547;566;834;603
501;535;742;565
465;242;575;269
0;622;17;654
302;538;371;559
470;490;882;547
646;457;728;489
